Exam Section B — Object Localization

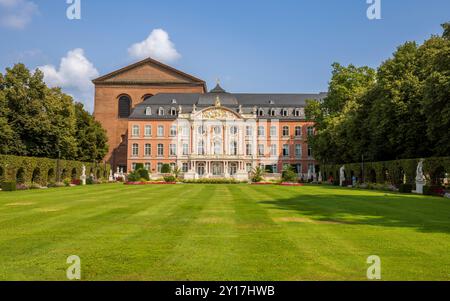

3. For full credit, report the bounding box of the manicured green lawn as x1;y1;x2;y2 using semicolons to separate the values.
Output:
0;183;449;280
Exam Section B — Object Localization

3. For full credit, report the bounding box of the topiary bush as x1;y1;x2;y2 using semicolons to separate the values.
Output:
163;175;176;183
399;183;413;193
1;181;17;191
137;168;150;181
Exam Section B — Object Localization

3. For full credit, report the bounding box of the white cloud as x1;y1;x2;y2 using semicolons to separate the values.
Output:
0;0;38;29
38;48;99;112
128;29;181;63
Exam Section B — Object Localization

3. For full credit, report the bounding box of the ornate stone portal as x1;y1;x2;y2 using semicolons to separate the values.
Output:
199;107;239;120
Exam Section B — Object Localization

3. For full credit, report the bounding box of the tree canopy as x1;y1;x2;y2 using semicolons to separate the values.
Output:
306;23;450;164
0;63;108;162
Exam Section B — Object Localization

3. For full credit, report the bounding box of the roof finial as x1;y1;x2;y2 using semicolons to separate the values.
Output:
216;78;220;85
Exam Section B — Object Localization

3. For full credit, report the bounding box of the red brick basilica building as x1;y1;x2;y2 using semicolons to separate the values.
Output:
93;58;325;180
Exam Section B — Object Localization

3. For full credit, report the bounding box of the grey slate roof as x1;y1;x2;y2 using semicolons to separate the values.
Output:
129;84;327;120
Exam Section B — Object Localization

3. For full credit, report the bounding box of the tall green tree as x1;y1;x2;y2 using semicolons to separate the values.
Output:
0;63;108;162
307;23;450;164
418;24;450;156
306;63;376;164
74;102;108;162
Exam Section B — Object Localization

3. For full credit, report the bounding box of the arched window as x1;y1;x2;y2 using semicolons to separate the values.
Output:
258;108;264;116
118;95;131;118
282;109;289;117
170;107;177;116
158;107;165;116
145;106;152;116
270;108;276;116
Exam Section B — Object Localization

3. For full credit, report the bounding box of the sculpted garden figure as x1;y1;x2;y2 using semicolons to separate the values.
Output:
339;166;346;187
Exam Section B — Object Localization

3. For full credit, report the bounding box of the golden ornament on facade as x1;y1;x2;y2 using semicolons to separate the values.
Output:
201;108;237;120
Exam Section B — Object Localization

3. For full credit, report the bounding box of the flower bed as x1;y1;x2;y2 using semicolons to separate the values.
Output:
279;182;304;186
125;181;177;185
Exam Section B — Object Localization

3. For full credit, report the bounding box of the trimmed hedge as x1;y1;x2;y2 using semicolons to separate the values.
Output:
1;181;17;191
0;154;110;187
322;157;450;186
399;184;413;193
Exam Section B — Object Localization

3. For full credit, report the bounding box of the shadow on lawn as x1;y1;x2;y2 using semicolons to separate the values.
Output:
259;189;450;234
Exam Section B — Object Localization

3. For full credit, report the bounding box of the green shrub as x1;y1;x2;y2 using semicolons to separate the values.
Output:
1;181;17;191
135;163;144;170
127;168;150;182
399;184;413;193
163;175;176;183
137;168;150;181
63;178;72;187
86;177;94;185
282;166;298;183
161;164;171;174
251;166;264;183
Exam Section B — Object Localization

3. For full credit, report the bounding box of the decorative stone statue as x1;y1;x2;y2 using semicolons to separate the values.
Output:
192;103;197;113
238;104;243;114
81;165;86;185
416;159;425;182
415;159;426;194
318;172;323;183
109;169;114;182
339;166;345;187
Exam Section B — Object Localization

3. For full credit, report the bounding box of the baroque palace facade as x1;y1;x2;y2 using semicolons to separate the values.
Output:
93;58;326;180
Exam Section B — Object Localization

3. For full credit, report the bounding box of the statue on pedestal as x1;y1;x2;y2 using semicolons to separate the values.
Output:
81;165;86;185
339;166;346;187
415;159;426;194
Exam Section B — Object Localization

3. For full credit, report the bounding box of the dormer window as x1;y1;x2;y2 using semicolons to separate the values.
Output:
158;107;164;116
258;108;264;116
269;100;275;105
294;108;304;117
270;108;276;116
172;99;177;104
282;109;289;117
145;106;152;116
170;107;177;116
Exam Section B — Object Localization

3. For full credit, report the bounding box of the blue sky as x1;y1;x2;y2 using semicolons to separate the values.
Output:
0;0;449;111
